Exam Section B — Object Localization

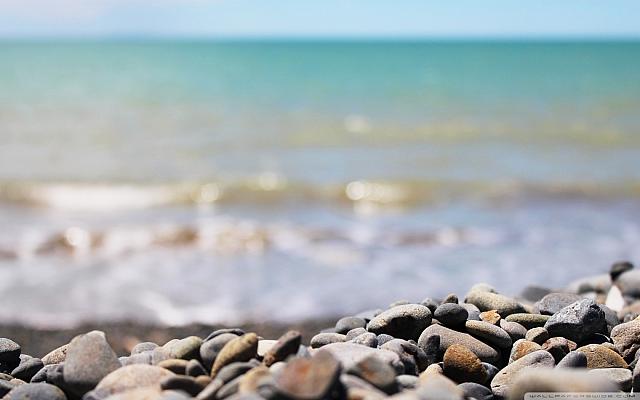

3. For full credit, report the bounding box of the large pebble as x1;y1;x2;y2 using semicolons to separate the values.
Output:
367;304;432;340
41;344;68;366
544;299;607;343
458;382;492;400
464;291;525;317
490;350;555;398
88;365;173;399
464;320;512;349
263;330;301;367
5;382;66;400
274;350;341;400
508;369;618;400
200;333;238;371
418;324;500;364
347;354;398;394
434;304;468;328
11;357;43;382
556;351;587;368
310;333;345;348
381;339;430;375
163;336;202;360
611;317;640;362
504;313;549;329
63;331;121;397
335;317;367;334
509;339;542;363
442;344;487;384
210;333;258;378
535;293;583;315
0;339;21;372
576;344;628;369
499;320;527;342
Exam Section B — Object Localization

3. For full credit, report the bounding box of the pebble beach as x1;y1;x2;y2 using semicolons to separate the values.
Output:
2;261;640;400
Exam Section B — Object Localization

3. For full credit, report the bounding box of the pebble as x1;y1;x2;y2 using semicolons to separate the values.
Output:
556;350;588;368
541;337;576;363
321;342;404;374
464;320;512;349
633;359;640;392
509;369;618;400
442;344;487;384
587;368;632;391
504;313;550;329
418;324;500;364
310;333;346;348
525;327;549;344
376;334;395;347
200;333;239;371
263;330;301;367
490;350;555;398
274;350;341;400
186;359;208;377
460;303;481;320
157;359;189;374
164;336;203;360
345;328;367;341
131;342;158;355
210;333;258;378
499;319;527;341
420;298;439;313
41;344;68;366
87;365;173;399
335;317;367;334
611;317;640;362
160;375;203;396
544;299;607;343
62;330;121;397
351;333;378;348
4;382;66;400
346;354;398;394
11;357;43;382
0;339;21;372
509;339;542;363
576;344;628;368
535;292;584;315
464;291;526;317
458;382;492;400
381;339;430;375
367;304;432;340
433;304;468;328
415;373;464;400
479;310;501;325
441;294;459;304
617;269;640;297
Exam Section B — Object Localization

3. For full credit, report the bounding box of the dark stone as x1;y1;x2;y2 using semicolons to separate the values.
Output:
434;303;468;328
458;382;492;400
11;357;44;382
610;261;634;281
367;304;432;340
200;333;238;371
535;293;584;315
0;339;21;372
160;375;203;397
263;330;301;367
544;299;607;344
556;351;588;368
4;382;67;400
274;350;341;400
186;359;208;377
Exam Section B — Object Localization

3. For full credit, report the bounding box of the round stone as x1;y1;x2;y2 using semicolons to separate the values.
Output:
442;344;487;384
576;344;628;369
321;342;404;374
335;317;367;334
4;382;66;400
490;350;555;398
367;304;432;341
200;333;239;371
499;320;527;342
0;339;21;370
434;304;468;328
556;350;588;368
479;310;501;325
464;320;512;349
464;291;525;317
310;333;346;349
418;324;500;364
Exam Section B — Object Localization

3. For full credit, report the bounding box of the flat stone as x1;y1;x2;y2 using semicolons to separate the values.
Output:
418;324;500;364
479;310;501;325
464;291;526;317
544;299;607;344
508;369;618;400
310;333;346;349
275;350;341;400
347;354;398;394
556;351;588;368
210;333;258;378
263;330;301;367
491;350;555;398
587;368;632;391
525;327;549;344
62;330;121;397
611;317;640;362
41;344;68;366
442;344;487;384
89;365;173;399
504;313;550;329
335;317;367;334
464;320;512;349
367;304;432;341
499;319;527;342
509;340;542;363
434;304;468;328
535;293;584;315
576;344;628;369
4;382;66;400
200;333;238;371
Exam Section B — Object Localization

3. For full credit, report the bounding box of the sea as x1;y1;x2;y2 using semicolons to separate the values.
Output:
0;40;639;326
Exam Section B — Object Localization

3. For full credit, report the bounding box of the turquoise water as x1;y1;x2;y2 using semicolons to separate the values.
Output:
0;41;639;325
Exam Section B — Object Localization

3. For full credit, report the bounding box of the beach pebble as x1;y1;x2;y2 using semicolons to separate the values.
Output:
508;369;618;400
509;339;542;363
544;299;607;343
346;328;367;341
535;292;584;315
490;350;555;398
464;320;512;349
11;357;43;382
0;339;21;372
87;365;173;399
525;327;549;344
164;336;203;360
464;291;526;317
458;382;492;400
200;333;238;370
418;324;500;364
576;344;628;369
587;368;632;391
504;313;550;329
367;304;432;340
310;333;346;348
376;334;395;347
479;310;501;325
274;350;341;400
381;339;429;375
210;333;258;378
63;330;121;397
351;333;378;348
322;342;404;373
157;359;189;374
442;344;487;384
434;304;468;328
335;317;367;334
41;344;68;366
4;382;66;400
556;350;588;368
611;317;640;362
347;354;398;393
541;337;576;363
460;303;481;321
237;365;270;394
499;319;527;341
263;330;301;367
186;359;207;377
131;342;158;355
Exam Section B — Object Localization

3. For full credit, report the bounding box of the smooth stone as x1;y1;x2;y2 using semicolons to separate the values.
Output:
263;330;301;367
4;382;66;400
164;336;203;360
458;382;492;400
535;293;584;315
367;304;432;341
200;333;238;371
415;373;464;400
214;375;242;399
186;359;208;377
274;350;341;400
442;344;487;384
41;344;68;366
541;337;576;363
210;333;258;378
504;313;550;329
238;365;270;394
217;361;257;384
576;344;628;369
347;354;398;394
351;333;378;348
131;342;158;355
524;327;549;344
0;339;21;371
418;324;500;364
611;317;640;362
11;357;43;382
491;350;555;398
120;352;153;366
346;328;367;341
508;369;618;400
310;333;346;349
63;330;121;397
482;362;499;382
381;339;430;375
204;329;245;342
157;359;189;374
321;342;404;373
556;351;588;368
465;320;512;349
335;317;367;334
587;368;632;391
434;304;468;328
460;303;481;321
544;299;607;344
377;334;395;347
499;320;527;342
464;291;526;317
479;310;501;325
88;365;173;399
160;375;203;396
509;339;542;363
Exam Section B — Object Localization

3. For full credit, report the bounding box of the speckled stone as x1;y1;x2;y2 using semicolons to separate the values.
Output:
491;350;555;398
535;293;584;315
479;310;501;325
576;344;628;369
509;339;542;363
442;344;487;384
310;333;346;349
544;299;607;343
434;304;468;328
4;382;66;400
611;317;640;362
335;317;367;334
525;327;549;344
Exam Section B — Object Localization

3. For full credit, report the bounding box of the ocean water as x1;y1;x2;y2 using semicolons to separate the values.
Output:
1;40;639;326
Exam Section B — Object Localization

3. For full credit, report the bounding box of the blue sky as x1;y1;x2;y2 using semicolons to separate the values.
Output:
1;0;639;38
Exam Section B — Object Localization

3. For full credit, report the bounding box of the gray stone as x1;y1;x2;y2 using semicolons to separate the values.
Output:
508;369;618;400
204;329;244;342
11;357;43;382
335;317;367;334
415;373;464;400
200;333;238;371
351;333;378;348
418;324;500;364
163;336;203;360
381;339;429;375
160;375;203;396
377;334;394;347
263;330;301;366
131;342;158;355
499;319;527;342
396;374;418;390
460;303;481;321
0;339;21;371
321;342;404;374
367;304;432;341
434;304;468;328
4;382;66;400
346;328;367;341
617;269;640;297
186;359;208;377
490;350;555;398
464;320;512;349
556;351;588;368
464;291;526;317
458;382;492;400
347;354;398;394
566;273;611;294
504;313;550;329
62;330;121;397
88;365;174;399
544;299;607;343
310;333;346;348
525;327;549;344
535;293;584;315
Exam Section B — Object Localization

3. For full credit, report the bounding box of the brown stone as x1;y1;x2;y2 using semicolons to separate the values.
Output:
443;344;488;384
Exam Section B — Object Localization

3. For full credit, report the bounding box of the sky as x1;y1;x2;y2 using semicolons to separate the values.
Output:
0;0;639;39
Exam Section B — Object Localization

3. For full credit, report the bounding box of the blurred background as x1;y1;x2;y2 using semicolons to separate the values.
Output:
1;0;639;328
